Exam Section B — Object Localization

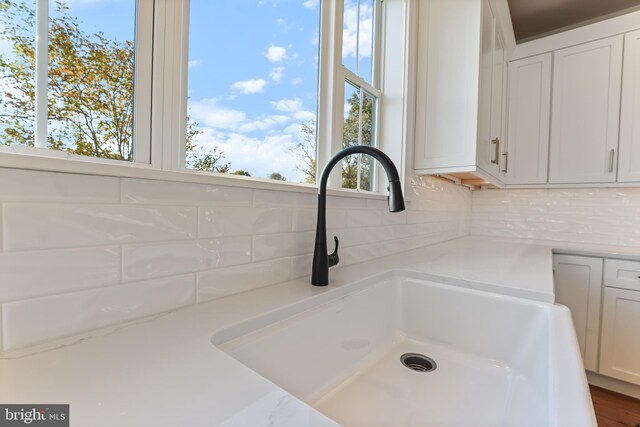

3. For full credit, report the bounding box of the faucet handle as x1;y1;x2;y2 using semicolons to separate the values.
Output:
328;236;339;268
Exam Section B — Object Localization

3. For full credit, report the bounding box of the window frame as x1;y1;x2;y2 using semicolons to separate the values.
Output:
0;0;154;165
0;0;410;199
317;0;385;193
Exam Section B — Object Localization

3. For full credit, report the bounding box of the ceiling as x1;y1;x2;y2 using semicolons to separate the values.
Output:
508;0;640;42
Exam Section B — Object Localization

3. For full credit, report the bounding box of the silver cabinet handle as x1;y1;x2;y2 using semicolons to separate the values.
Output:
609;149;615;173
501;152;508;173
491;138;500;164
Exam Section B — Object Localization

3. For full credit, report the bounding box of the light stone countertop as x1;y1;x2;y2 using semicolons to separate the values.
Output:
0;235;636;426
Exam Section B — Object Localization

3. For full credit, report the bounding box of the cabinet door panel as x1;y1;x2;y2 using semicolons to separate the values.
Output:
618;29;640;182
476;0;497;176
505;53;552;184
414;0;481;171
599;287;640;385
553;255;603;371
549;35;623;184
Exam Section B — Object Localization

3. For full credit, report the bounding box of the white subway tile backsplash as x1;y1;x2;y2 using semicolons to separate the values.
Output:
2;274;196;351
346;209;382;228
0;170;471;351
380;210;408;225
122;237;251;282
253;189;316;207
292;208;346;232
326;195;367;209
472;188;640;246
0;169;120;203
198;207;292;238
290;253;313;280
252;231;316;261
197;258;291;302
121;178;253;206
3;204;197;251
0;246;121;302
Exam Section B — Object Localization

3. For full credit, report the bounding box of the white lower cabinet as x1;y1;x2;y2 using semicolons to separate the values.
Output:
599;259;640;386
553;255;603;371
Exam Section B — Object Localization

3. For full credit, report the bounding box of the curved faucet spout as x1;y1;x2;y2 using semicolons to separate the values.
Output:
311;146;406;286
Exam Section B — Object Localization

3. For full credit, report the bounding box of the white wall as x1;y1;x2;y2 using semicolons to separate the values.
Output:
0;169;471;352
472;188;640;246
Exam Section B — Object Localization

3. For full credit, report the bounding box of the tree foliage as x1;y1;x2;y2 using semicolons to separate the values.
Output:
342;90;374;190
268;172;286;181
291;120;317;184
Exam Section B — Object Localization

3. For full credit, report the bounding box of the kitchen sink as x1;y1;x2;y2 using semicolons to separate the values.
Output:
212;271;595;427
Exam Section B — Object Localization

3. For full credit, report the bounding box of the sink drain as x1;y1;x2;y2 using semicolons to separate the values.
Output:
400;353;437;372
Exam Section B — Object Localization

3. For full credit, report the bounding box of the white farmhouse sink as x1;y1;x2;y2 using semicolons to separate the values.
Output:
212;271;596;427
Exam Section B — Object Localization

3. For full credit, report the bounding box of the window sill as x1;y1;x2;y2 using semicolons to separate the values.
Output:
0;151;390;201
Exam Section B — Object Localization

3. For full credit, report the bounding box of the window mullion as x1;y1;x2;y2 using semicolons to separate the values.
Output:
151;0;189;171
132;0;155;164
34;0;48;149
317;0;345;189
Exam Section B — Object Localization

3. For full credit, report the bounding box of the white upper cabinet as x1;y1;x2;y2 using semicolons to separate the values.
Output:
548;35;624;184
504;53;552;184
414;0;481;172
414;0;506;184
618;29;640;182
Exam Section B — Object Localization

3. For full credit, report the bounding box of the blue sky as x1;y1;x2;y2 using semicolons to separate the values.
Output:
47;0;373;182
186;0;321;181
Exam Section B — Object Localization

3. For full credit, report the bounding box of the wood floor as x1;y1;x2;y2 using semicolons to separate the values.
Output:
590;385;640;427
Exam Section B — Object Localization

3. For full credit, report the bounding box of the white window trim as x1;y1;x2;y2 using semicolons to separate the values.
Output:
0;0;410;199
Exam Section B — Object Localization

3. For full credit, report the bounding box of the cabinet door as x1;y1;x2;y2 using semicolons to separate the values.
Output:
505;53;552;184
553;255;603;371
549;35;623;184
476;0;496;175
618;29;640;182
599;287;640;385
413;0;481;171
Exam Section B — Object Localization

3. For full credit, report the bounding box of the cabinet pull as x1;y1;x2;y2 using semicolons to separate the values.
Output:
501;152;508;173
609;149;615;173
491;138;500;164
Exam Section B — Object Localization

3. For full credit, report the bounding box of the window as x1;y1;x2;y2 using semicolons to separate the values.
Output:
339;0;380;191
0;0;152;163
0;0;406;195
183;0;384;189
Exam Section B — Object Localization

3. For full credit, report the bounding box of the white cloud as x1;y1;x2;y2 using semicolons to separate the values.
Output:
291;77;303;86
342;1;373;60
271;97;303;113
230;78;268;94
192;128;305;181
264;45;288;62
293;110;316;122
303;0;319;9
188;98;246;130
188;59;202;68
269;66;285;83
284;123;304;135
238;115;290;133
